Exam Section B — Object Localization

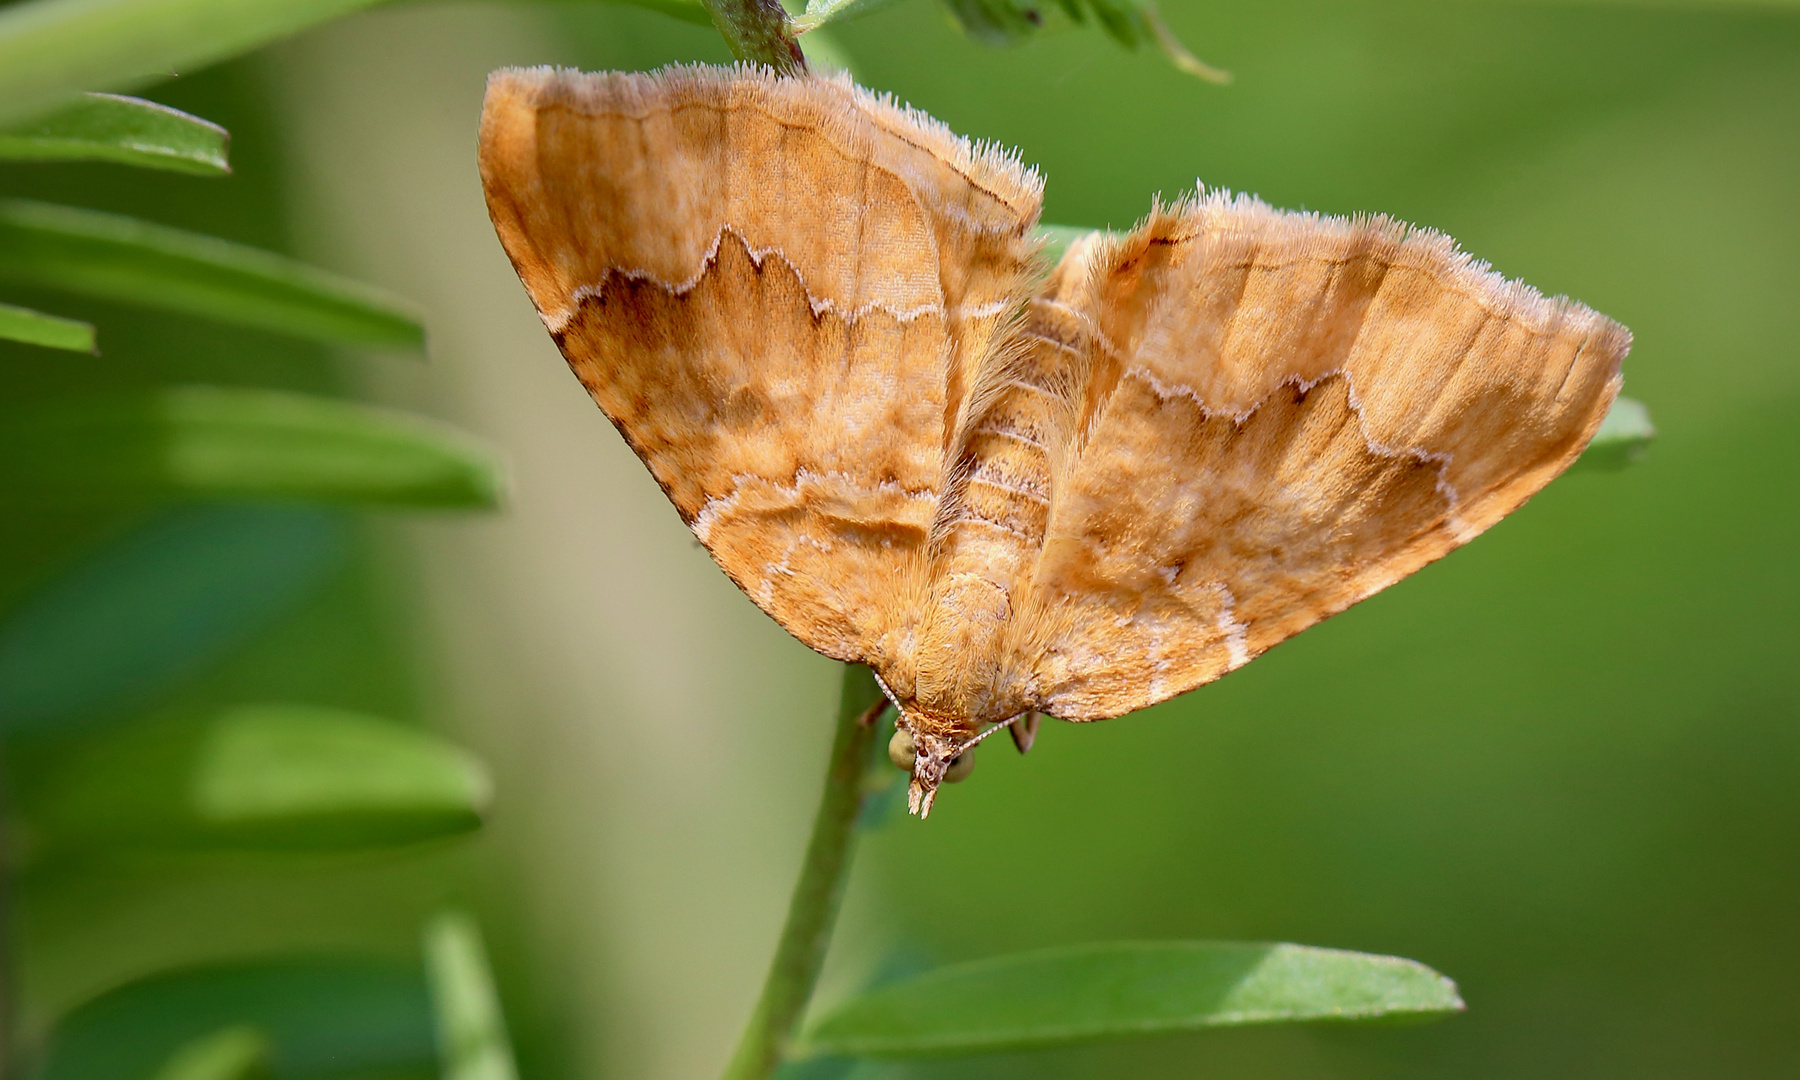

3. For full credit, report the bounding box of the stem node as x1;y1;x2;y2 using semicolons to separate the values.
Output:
699;0;808;76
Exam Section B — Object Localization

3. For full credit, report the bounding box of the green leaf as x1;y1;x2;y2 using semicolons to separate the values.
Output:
794;0;909;32
424;913;519;1080
936;0;1039;45
0;385;505;507
0;299;95;352
149;1028;271;1080
1573;396;1655;472
0;505;347;733
28;703;491;852
0;200;424;347
0;0;390;128
799;941;1464;1057
932;0;1226;78
0;92;228;173
39;959;436;1080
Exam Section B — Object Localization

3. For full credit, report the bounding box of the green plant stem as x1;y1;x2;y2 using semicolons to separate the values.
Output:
720;664;883;1080
698;0;807;75
0;746;13;1080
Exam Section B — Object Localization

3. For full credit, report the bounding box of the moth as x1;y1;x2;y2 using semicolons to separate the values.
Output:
478;65;1630;817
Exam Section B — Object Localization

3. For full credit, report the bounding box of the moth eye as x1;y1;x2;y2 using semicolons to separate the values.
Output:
887;728;916;771
944;751;975;784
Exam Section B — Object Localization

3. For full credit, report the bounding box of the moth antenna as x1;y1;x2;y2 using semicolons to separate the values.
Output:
871;669;906;718
855;696;890;728
954;712;1030;756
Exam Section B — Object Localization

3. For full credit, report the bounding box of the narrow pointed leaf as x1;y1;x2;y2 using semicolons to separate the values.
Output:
937;0;1039;45
0;92;228;173
0;199;424;347
800;941;1463;1057
149;1028;270;1080
795;0;908;32
932;0;1224;76
1137;0;1230;82
937;0;1121;44
0;386;505;507
0;299;95;352
424;913;519;1080
1573;396;1654;471
0;504;346;733
0;0;389;127
39;960;435;1080
28;703;491;852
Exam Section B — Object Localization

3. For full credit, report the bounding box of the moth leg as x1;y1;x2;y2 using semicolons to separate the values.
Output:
1008;711;1041;755
856;696;891;729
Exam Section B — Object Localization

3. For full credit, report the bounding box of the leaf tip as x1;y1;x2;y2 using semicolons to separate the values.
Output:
1143;5;1230;83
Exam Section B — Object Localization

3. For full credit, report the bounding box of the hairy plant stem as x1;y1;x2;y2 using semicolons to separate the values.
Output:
720;664;884;1080
698;0;807;76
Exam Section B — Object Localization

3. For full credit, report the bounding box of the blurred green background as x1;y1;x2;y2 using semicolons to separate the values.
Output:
3;1;1796;1079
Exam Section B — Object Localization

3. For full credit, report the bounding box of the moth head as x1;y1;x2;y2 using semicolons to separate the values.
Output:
890;722;973;819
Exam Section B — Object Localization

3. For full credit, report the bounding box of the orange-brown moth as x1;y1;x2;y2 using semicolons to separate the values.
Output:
478;64;1630;817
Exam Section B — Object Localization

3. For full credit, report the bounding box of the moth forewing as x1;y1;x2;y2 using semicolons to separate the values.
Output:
478;65;1630;818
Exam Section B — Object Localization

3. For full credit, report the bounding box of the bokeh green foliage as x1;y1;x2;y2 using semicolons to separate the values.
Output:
40;960;436;1080
24;703;491;854
0;0;1791;1079
0;10;514;1079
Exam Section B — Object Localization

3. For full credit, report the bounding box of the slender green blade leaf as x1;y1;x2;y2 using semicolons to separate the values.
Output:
935;0;1137;45
28;703;491;852
800;941;1464;1057
0;200;424;347
0;299;95;352
936;0;1039;45
1573;396;1655;472
0;386;505;507
39;959;435;1080
0;0;389;127
0;92;228;173
795;0;908;32
424;913;519;1080
0;505;346;733
149;1028;270;1080
932;0;1225;77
